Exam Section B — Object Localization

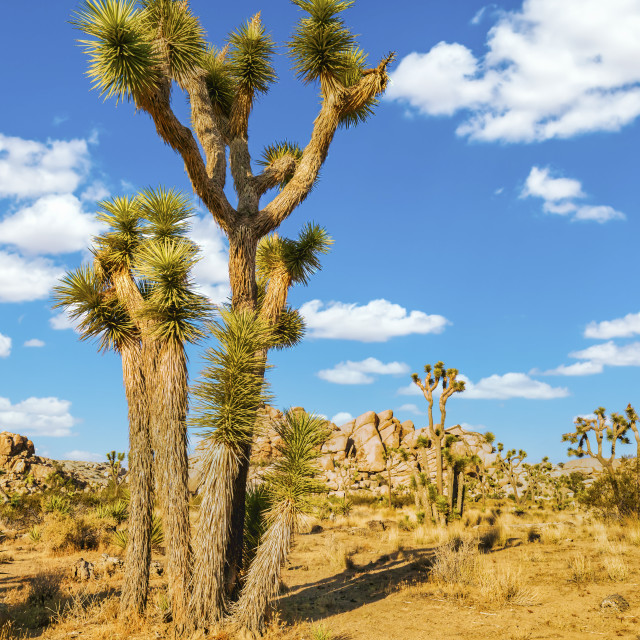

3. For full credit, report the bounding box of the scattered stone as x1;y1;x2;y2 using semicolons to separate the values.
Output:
98;553;123;576
72;558;94;581
150;561;164;577
367;519;386;532
600;594;630;612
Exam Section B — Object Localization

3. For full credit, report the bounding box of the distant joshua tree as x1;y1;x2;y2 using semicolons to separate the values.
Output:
494;444;527;506
563;407;631;505
411;362;465;494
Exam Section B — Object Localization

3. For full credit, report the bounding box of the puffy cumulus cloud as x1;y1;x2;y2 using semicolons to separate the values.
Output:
330;412;354;426
63;450;105;463
189;214;230;305
0;396;78;437
0;134;90;198
585;312;640;339
463;372;569;399
0;332;11;357
569;341;640;367
387;0;640;142
0;194;104;255
318;357;409;385
521;166;625;223
23;339;45;348
0;252;64;303
300;299;449;342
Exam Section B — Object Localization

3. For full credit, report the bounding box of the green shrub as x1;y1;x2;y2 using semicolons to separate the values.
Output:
579;459;640;518
43;495;71;516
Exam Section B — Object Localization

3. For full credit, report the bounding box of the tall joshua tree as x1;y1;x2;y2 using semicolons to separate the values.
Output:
411;362;466;494
56;188;209;619
53;266;152;614
74;0;393;586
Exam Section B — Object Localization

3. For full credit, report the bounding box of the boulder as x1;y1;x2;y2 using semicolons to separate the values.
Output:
355;411;379;429
400;420;415;439
599;594;629;612
72;558;95;581
356;436;386;473
377;409;393;423
322;432;349;454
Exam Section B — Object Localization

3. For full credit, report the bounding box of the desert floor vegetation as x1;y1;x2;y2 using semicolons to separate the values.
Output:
1;501;640;640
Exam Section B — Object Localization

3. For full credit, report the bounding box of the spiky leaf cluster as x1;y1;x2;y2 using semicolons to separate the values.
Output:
243;483;271;566
190;310;273;449
135;238;211;343
256;223;332;286
288;0;356;88
257;141;303;190
137;186;193;240
94;196;145;272
200;46;236;117
53;265;137;352
228;14;276;94
73;0;158;102
139;0;206;87
264;411;330;519
269;306;305;350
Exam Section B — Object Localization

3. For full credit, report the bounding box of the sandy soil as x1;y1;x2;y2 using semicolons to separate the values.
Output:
1;509;639;640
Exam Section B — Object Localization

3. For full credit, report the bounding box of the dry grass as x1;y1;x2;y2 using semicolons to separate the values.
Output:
567;553;594;583
603;554;629;581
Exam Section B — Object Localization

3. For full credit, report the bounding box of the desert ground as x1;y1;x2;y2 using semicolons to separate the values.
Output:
2;502;640;640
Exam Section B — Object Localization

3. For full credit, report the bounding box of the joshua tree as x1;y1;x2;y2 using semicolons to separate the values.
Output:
625;404;639;489
53;265;151;613
522;457;552;504
411;362;466;494
229;410;329;634
74;0;393;592
54;188;209;619
382;446;410;509
494;444;527;506
562;407;631;506
106;450;126;495
188;226;330;624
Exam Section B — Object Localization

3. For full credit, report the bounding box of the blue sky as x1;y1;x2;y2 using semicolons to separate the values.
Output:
1;0;639;463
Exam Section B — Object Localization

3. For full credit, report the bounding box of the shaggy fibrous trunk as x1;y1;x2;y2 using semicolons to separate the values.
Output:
457;471;465;518
229;504;296;634
189;444;240;626
119;343;154;616
152;339;191;624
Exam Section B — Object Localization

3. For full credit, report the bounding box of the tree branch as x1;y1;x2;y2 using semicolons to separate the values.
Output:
253;154;299;197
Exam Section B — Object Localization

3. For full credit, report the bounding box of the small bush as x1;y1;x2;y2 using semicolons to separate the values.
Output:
430;540;478;586
603;555;629;581
28;525;42;543
398;515;416;531
41;512;109;553
26;570;63;607
43;495;71;516
416;510;426;525
527;526;541;543
479;524;506;552
567;553;594;583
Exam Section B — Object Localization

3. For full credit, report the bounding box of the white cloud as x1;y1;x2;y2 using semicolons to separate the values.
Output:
300;299;449;342
49;310;80;332
585;312;640;339
396;403;425;416
0;251;64;302
64;450;105;463
318;357;409;385
387;0;640;142
330;412;354;426
542;361;604;376
189;214;230;305
570;341;640;367
0;134;90;198
463;372;569;399
521;166;625;223
0;194;103;255
0;396;78;437
0;332;11;357
24;338;45;348
399;371;568;399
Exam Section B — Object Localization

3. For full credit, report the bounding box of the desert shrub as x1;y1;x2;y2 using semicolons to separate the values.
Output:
43;495;71;516
527;526;541;543
398;515;416;531
0;492;41;528
41;512;110;553
603;554;629;581
391;492;414;508
416;510;426;525
567;553;594;583
478;524;506;552
579;459;640;518
430;540;479;586
349;493;379;507
28;525;42;543
477;563;538;606
26;570;63;607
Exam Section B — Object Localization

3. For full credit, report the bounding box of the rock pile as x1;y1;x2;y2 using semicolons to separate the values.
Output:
250;408;493;495
0;431;124;498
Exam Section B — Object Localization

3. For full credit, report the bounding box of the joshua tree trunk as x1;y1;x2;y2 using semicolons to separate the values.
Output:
446;465;454;516
230;504;296;634
152;340;191;624
457;470;465;518
435;439;444;495
189;444;241;625
119;344;154;616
